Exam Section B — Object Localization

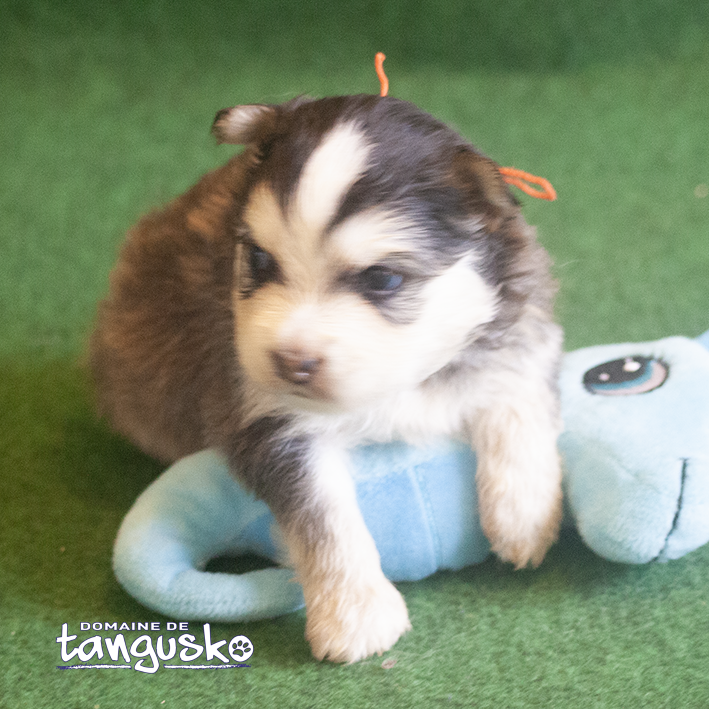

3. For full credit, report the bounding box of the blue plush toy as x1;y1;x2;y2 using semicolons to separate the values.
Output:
113;330;709;622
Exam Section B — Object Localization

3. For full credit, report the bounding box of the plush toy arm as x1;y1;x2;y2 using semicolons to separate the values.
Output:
113;450;305;621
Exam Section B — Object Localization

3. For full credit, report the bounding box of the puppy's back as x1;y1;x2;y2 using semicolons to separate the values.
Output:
90;157;245;462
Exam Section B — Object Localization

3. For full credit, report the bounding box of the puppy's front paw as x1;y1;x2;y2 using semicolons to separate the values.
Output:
304;574;411;663
481;482;563;569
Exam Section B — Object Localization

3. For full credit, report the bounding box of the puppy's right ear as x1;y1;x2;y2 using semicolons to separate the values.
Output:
211;104;277;145
450;149;520;232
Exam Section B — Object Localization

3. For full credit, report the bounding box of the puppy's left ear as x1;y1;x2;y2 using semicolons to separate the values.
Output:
211;104;278;145
450;149;519;231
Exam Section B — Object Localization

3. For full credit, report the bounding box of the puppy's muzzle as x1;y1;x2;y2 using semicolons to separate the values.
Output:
271;349;323;386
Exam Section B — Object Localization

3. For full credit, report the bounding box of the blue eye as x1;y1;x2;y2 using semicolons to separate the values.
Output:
583;356;668;396
246;244;280;286
359;266;404;297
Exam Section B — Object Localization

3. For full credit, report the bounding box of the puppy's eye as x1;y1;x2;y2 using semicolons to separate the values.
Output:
358;266;404;297
245;244;280;286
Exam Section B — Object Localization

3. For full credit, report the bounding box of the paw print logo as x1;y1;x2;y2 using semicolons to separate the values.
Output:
228;635;253;662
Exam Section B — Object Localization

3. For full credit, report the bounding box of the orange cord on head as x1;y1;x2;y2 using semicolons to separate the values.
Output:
375;52;388;97
498;167;557;201
373;54;556;201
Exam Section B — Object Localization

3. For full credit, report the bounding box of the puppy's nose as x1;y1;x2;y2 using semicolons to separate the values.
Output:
271;350;322;385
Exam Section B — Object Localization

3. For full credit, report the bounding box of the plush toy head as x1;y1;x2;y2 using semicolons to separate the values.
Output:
559;334;709;563
113;331;709;622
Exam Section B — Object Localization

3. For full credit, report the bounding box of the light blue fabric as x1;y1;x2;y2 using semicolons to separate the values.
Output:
697;327;709;351
113;332;709;622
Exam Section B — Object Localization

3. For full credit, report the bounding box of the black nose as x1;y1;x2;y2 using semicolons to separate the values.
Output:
271;350;322;385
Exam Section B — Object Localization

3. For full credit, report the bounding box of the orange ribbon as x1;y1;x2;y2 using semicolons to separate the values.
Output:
498;167;557;201
375;52;389;97
374;53;557;201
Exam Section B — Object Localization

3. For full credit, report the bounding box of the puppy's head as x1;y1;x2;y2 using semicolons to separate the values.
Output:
214;95;527;411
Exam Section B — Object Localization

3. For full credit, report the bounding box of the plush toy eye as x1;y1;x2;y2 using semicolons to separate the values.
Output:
358;266;404;297
583;356;668;396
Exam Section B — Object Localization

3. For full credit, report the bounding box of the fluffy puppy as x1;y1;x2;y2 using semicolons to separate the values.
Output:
90;94;563;663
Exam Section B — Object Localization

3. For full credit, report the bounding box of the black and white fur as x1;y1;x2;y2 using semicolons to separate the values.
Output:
91;95;563;663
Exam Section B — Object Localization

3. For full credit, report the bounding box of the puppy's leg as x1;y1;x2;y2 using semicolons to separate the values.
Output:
293;441;411;663
470;369;563;569
232;423;410;663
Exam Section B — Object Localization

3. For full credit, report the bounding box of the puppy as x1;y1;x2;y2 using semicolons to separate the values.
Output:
90;94;563;663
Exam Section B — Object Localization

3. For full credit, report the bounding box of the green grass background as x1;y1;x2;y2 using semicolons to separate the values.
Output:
2;1;709;707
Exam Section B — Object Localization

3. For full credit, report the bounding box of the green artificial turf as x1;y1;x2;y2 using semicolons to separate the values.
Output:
2;1;709;707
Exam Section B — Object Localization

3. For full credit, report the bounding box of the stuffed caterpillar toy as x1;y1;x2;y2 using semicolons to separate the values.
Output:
113;330;709;622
